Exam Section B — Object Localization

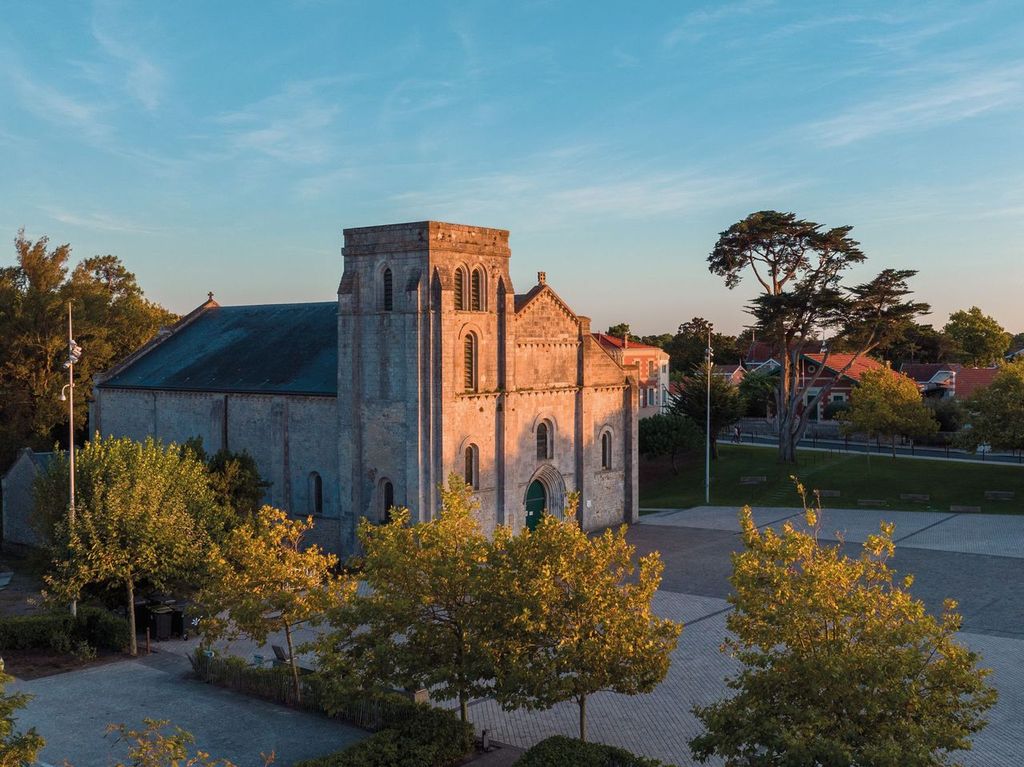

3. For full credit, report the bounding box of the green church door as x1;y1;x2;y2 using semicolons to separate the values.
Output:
525;480;546;531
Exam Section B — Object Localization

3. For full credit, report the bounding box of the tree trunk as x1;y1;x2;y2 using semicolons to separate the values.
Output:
892;434;897;459
459;691;469;724
578;694;587;742
126;580;137;656
283;620;301;704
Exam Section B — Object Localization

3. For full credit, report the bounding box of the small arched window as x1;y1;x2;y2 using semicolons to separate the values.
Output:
601;432;612;470
536;421;551;460
381;479;395;522
470;268;483;311
454;267;466;310
464;444;478;489
463;334;477;392
382;268;394;311
309;472;323;515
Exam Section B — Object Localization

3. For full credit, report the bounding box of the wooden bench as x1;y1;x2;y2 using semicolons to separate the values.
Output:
951;505;982;513
984;490;1015;501
739;475;767;485
900;493;930;502
818;489;841;498
858;499;888;507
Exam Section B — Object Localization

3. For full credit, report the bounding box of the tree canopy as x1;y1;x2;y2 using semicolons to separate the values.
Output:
0;231;175;470
944;306;1011;366
638;412;700;471
841;368;938;457
670;362;745;459
0;660;44;767
690;489;997;766
708;211;928;463
958;360;1024;454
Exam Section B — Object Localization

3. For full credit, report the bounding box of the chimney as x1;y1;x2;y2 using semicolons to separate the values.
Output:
537;271;546;286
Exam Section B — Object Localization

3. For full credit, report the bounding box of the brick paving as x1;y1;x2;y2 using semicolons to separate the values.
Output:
456;507;1024;766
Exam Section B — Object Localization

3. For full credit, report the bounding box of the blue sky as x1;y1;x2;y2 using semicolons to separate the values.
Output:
2;1;1023;336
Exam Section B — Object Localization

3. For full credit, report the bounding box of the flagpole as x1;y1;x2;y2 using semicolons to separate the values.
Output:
705;328;712;505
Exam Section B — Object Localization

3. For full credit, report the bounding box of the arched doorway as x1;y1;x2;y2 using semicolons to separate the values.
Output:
525;480;546;531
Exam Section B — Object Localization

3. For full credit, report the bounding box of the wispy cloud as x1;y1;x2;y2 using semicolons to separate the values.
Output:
663;0;774;48
41;206;152;234
91;5;166;112
4;61;107;139
809;63;1024;146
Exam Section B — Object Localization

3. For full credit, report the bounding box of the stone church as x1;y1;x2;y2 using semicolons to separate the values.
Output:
90;221;638;554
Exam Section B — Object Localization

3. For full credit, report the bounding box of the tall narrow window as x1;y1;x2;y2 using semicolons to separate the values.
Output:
601;432;612;470
471;269;482;311
382;268;394;311
454;268;466;310
536;421;550;460
464;444;478;489
308;472;323;514
381;479;395;522
463;334;477;392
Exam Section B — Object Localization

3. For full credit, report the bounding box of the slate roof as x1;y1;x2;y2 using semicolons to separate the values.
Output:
99;302;338;396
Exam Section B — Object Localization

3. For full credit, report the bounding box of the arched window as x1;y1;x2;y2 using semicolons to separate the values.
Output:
381;479;395;522
536;421;551;460
309;472;323;514
601;432;612;470
454;267;466;310
463;334;477;392
382;267;394;311
464;444;478;489
470;268;483;311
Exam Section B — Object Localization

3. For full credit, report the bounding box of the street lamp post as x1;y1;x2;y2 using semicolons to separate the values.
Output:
705;329;713;505
59;304;82;617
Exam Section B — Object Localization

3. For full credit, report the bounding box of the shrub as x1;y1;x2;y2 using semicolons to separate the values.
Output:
517;735;672;767
294;701;473;767
0;606;129;653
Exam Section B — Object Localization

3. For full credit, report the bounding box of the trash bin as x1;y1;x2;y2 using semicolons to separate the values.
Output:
149;606;172;641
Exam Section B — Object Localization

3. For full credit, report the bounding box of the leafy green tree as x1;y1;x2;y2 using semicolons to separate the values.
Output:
926;397;966;433
0;660;44;767
606;323;639;342
957;360;1024;454
671;362;745;459
944;307;1011;366
317;476;494;723
738;369;777;417
708;211;928;463
638;412;699;471
690;488;997;766
196;507;351;703
37;436;217;656
181;437;270;521
488;499;681;742
841;368;938;457
0;232;175;470
665;317;740;374
872;321;956;365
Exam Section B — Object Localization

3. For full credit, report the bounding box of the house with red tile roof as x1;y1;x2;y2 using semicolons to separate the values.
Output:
898;362;961;399
593;333;670;418
712;362;746;385
953;367;999;400
797;352;892;421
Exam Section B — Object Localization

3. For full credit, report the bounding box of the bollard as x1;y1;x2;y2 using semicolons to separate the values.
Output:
146;628;151;655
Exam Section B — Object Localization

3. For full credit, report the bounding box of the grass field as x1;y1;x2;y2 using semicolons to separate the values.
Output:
640;445;1024;514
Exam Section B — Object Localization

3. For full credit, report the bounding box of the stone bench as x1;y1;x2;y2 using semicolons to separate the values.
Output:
900;493;930;502
818;489;841;498
951;505;982;513
858;499;888;507
984;490;1015;501
739;475;767;485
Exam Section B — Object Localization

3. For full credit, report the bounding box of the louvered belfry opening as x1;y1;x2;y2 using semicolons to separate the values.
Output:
463;334;476;391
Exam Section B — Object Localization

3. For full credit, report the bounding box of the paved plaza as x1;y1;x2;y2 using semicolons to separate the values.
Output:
464;506;1024;766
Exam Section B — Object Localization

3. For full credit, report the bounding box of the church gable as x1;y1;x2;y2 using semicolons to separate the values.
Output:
583;335;630;386
513;285;579;342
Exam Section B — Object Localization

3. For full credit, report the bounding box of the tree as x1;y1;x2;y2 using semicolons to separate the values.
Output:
37;436;216;656
926;397;966;433
738;369;777;417
944;307;1011;366
671;362;745;459
0;232;175;471
690;488;997;766
708;211;928;463
841;368;938;457
107;719;275;767
872;321;956;365
957;360;1024;454
0;660;44;767
665;318;740;374
196;507;351;703
181;438;270;522
488;500;681;742
317;476;494;723
606;323;638;342
638;412;700;471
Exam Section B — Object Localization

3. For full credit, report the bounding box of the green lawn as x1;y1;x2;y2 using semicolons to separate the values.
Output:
640;445;1024;514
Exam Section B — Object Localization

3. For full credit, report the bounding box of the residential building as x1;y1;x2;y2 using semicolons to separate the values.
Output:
592;334;670;418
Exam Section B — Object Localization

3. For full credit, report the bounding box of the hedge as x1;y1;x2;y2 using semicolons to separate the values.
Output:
0;606;129;652
516;736;674;767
